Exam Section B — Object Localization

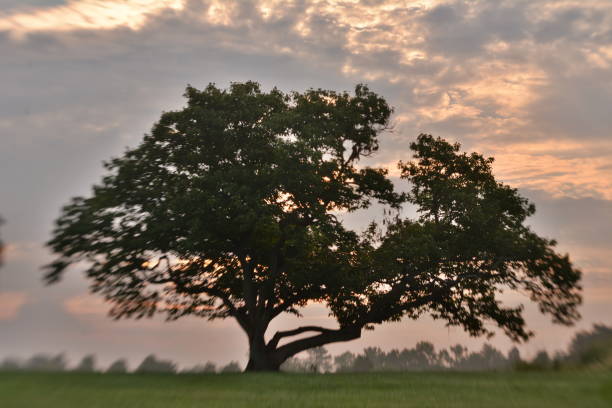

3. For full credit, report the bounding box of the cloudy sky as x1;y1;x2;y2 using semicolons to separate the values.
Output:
1;0;611;369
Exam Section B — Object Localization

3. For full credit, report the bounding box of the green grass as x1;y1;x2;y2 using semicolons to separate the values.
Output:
1;371;611;407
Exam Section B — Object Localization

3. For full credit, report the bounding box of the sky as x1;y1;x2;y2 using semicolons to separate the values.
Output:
1;0;611;370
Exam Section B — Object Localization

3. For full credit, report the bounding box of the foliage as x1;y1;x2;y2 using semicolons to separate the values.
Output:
281;346;332;373
74;354;96;372
181;362;217;374
106;359;128;374
0;358;21;371
220;361;242;373
565;324;612;367
24;353;67;372
45;82;582;371
507;347;521;366
328;343;515;372
135;354;177;374
334;351;356;373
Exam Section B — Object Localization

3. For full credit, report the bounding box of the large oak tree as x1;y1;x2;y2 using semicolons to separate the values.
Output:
46;82;581;371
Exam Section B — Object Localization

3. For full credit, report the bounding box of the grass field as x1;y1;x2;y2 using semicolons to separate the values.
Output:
1;370;611;407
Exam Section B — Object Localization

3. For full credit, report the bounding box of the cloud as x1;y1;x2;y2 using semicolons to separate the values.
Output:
63;294;108;317
520;188;612;252
0;0;185;37
0;292;28;320
487;140;612;200
0;0;67;13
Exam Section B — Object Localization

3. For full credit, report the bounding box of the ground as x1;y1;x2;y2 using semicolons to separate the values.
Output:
1;371;611;407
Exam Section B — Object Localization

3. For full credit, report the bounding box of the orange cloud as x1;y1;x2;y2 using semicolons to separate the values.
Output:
487;140;612;200
2;0;610;203
206;0;237;26
0;0;184;37
0;292;28;320
63;293;108;317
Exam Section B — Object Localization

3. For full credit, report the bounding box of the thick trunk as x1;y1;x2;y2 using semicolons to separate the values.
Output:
243;325;362;372
244;337;283;371
244;350;282;372
244;333;282;372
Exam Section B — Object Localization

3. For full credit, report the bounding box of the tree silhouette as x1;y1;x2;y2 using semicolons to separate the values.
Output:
331;342;516;372
565;324;612;366
74;354;96;372
135;354;176;374
334;351;356;372
25;353;67;372
306;347;333;373
45;82;581;371
181;362;217;374
352;354;374;372
532;350;552;369
507;347;522;367
0;357;21;371
106;359;129;373
220;361;241;373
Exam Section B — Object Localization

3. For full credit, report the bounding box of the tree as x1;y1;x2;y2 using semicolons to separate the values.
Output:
74;354;97;372
333;351;356;372
45;82;582;372
0;357;21;371
279;346;332;372
181;361;217;374
352;354;374;372
106;359;129;373
135;354;177;374
25;353;67;372
565;324;612;366
304;346;333;373
461;344;508;371
220;361;241;373
507;347;522;367
531;350;552;369
280;356;308;372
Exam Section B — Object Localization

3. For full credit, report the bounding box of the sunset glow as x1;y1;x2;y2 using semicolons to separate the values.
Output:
0;0;184;36
0;292;28;320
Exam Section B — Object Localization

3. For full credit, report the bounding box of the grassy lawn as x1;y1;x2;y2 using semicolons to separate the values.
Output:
1;370;611;407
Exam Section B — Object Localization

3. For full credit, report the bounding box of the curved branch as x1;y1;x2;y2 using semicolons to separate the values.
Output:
267;325;336;350
274;326;361;361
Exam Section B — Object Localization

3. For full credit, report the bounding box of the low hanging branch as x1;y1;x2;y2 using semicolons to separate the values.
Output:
267;326;338;350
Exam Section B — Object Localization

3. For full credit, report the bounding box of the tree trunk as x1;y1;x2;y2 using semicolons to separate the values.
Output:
242;325;362;372
244;350;282;372
244;334;282;372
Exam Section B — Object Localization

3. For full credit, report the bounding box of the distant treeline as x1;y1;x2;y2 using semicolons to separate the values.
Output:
0;353;242;374
2;325;610;374
319;324;611;374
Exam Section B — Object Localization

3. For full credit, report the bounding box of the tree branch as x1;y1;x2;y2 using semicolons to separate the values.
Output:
148;275;248;331
267;325;336;350
274;326;361;361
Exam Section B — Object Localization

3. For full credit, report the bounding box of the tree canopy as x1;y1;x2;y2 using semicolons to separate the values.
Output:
45;81;581;371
